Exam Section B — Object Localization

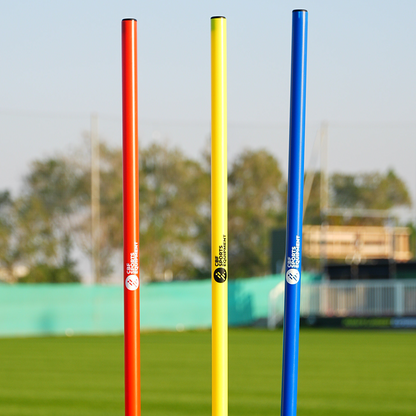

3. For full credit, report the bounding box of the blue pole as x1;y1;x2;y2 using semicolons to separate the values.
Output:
281;10;308;416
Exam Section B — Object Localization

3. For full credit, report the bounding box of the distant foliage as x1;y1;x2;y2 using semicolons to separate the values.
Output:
228;150;286;277
331;169;411;210
0;141;412;283
20;262;80;283
303;169;411;226
139;143;210;280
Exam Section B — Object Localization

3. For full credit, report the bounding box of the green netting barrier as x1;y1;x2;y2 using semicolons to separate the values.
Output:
0;273;321;337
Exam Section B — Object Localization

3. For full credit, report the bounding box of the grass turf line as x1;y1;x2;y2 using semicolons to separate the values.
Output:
0;329;415;415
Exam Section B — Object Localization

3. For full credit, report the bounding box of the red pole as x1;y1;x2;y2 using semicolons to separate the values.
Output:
122;18;140;416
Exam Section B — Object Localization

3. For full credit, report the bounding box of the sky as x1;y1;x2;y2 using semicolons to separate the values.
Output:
1;0;416;217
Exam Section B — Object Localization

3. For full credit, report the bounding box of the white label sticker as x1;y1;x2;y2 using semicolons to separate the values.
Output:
287;235;301;269
126;242;139;275
125;275;139;291
286;268;300;285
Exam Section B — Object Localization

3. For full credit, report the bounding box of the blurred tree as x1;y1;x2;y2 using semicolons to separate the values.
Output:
331;169;411;210
92;142;124;278
303;169;412;226
79;141;210;281
3;141;412;283
139;143;210;280
303;170;322;225
0;191;22;282
228;149;286;278
192;142;212;278
330;169;411;225
20;257;80;283
15;157;86;282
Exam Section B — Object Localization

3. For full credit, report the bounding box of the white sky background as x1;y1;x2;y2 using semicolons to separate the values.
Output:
1;0;416;214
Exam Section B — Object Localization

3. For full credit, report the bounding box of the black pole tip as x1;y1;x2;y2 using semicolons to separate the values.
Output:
122;18;137;22
211;16;226;20
293;9;307;13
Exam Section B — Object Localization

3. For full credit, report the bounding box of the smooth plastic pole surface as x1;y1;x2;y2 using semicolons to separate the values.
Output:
211;16;228;416
281;10;308;416
122;18;140;416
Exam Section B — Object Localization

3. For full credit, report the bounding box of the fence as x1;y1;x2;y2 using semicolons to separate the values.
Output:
268;279;416;328
0;274;322;337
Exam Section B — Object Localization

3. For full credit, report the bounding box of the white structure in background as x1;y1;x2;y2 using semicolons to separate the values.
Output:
268;279;416;329
303;225;412;263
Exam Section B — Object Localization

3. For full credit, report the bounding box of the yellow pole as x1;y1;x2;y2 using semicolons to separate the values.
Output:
211;16;228;416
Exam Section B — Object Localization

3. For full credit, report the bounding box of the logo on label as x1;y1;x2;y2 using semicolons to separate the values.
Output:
287;235;301;269
286;268;300;285
213;267;227;283
125;275;139;291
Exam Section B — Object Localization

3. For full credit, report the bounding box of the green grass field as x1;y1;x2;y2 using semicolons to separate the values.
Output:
0;329;415;415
